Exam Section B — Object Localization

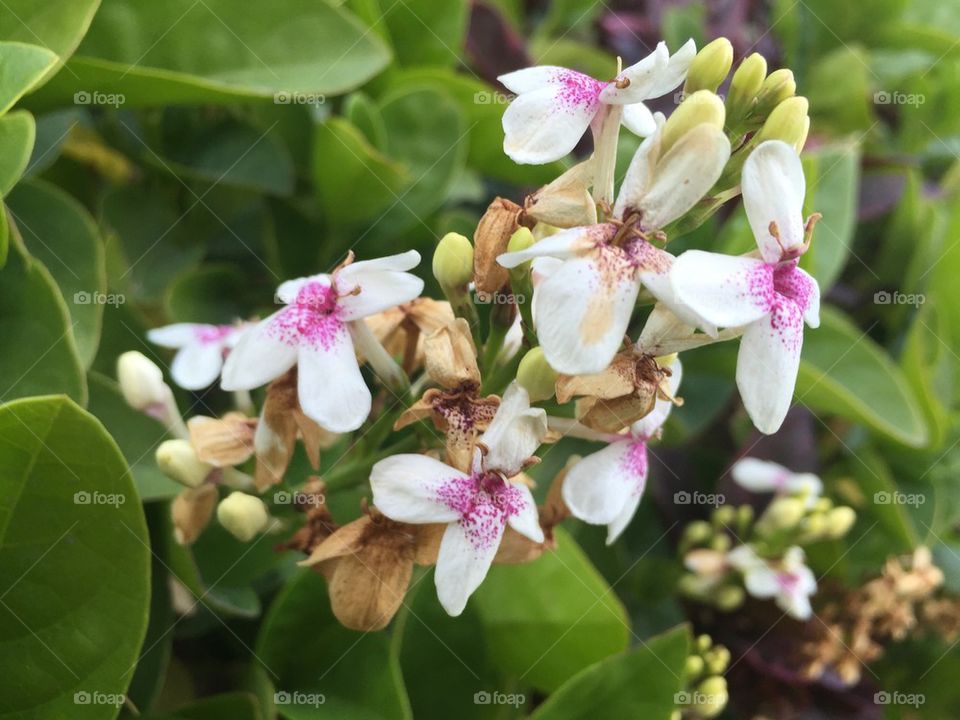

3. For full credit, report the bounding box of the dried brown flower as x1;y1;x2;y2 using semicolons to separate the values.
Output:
171;484;218;546
473;197;524;293
364;298;455;374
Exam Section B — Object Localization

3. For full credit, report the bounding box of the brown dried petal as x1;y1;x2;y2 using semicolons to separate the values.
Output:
474;197;522;293
576;393;657;434
188;413;256;467
424;318;480;388
171;484;218;546
555;353;637;403
524;159;597;229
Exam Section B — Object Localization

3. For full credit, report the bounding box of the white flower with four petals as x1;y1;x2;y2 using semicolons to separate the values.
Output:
148;323;244;391
727;544;816;620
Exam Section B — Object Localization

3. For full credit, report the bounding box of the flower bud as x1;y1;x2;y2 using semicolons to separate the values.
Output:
713;505;736;527
117;351;167;411
714;584;745;611
683;38;733;94
756;96;809;150
704;645;731;674
727;53;767;118
516;347;558;402
156;439;212;488
693;676;729;718
754;69;796;117
736;504;754;530
217;491;269;542
799;511;828;542
683;520;714;547
757;496;807;534
507;226;535;255
813;497;833;513
684;654;705;679
660;90;726;156
696;634;713;653
432;232;474;289
710;534;731;552
825;506;856;538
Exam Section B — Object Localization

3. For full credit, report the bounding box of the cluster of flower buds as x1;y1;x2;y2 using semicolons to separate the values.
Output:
678;458;856;619
672;633;730;719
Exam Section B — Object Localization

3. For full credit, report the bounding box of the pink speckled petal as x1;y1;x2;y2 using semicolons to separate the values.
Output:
562;439;646;525
670;251;772;332
506;482;544;543
600;42;669;104
147;323;204;349
631;357;681;439
276;275;327;304
502;84;599;164
621;101;657;136
220;311;298;391
297;334;371;432
480;382;547;475
370;454;465;524
497;225;596;269
796;266;820;328
498;65;570;94
605;490;642;545
435;516;504;616
743;141;806;264
170;342;224;391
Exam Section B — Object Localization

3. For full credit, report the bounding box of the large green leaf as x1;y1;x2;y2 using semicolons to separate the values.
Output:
8;179;106;367
143;693;263;720
0;110;35;196
257;569;412;720
797;307;928;447
0;42;58;114
473;527;631;692
0;0;100;79
900;302;954;449
32;0;391;108
382;0;468;67
0;395;150;720
530;625;690;720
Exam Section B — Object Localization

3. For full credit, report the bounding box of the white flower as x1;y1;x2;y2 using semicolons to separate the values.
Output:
221;251;424;433
727;544;816;620
731;457;822;507
498;119;730;375
499;41;695;164
371;383;547;616
562;358;681;544
148;323;244;390
669;141;820;434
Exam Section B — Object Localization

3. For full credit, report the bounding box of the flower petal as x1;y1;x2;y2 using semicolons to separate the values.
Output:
506;482;544;543
670;251;773;331
480;382;547;474
646;38;697;98
605;491;642;545
297;333;371;432
621;101;657;136
435;515;504;616
613;123;663;218
276;274;328;304
731;457;793;493
743;565;781;598
497;225;598;268
743;140;806;264
631;358;682;439
600;42;669;104
562;439;647;525
370;454;466;524
220;311;299;391
498;65;568;94
502;82;600;164
147;323;202;349
171;343;224;390
336;252;424;320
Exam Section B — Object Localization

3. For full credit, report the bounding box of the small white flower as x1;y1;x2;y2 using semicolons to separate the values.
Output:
499;41;696;164
562;358;681;544
148;323;244;390
669;141;820;434
371;383;547;616
727;544;817;620
498;119;730;375
221;251;424;433
731;457;822;507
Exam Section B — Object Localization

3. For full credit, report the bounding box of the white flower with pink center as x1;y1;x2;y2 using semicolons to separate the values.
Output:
221;251;424;433
147;323;244;391
371;383;547;616
561;358;681;544
498;117;730;375
669;140;821;434
727;544;817;620
731;457;822;507
499;40;696;164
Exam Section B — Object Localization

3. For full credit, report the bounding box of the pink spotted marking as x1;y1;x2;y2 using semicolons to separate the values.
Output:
435;472;527;551
620;439;649;496
575;224;671;292
551;69;604;115
268;281;345;351
193;324;235;345
777;571;801;594
737;260;814;352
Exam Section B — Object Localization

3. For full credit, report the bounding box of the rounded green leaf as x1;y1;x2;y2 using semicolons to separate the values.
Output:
0;109;35;196
0;0;100;82
0;42;59;114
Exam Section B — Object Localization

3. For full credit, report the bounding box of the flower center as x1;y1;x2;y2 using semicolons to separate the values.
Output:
552;69;604;114
435;472;527;550
193;325;234;345
268;281;345;351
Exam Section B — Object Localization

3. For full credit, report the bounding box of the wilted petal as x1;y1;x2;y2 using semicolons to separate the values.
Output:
371;454;466;524
562;439;647;525
220;311;299;391
670;251;772;332
297;333;371;433
631;358;682;439
742;140;806;264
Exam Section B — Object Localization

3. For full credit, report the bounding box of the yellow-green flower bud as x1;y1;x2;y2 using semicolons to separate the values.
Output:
825;506;856;538
813;497;833;513
757;496;807;534
517;347;558;402
736;504;754;528
704;645;731;674
156;439;212;488
754;69;796;116
683;38;734;95
696;634;713;653
683;520;714;547
118;351;167;411
432;232;474;288
727;53;768;118
756;96;810;150
693;676;729;718
685;654;705;679
660;90;726;155
714;584;745;611
507;226;535;254
710;534;731;552
800;512;829;541
713;505;736;527
217;491;269;542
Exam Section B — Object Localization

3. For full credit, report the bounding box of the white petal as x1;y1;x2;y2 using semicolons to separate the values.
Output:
743;140;806;264
531;256;564;283
613;124;663;218
170;343;224;390
631;358;682;438
502;81;600;164
786;474;823;501
533;254;641;375
780;590;812;620
498;65;568;94
621;102;657;136
147;323;203;349
778;263;820;328
506;482;544;543
297;333;371;432
435;516;504;616
370;454;466;524
743;565;781;598
276;274;327;304
562;439;647;525
600;43;668;104
605;491;642;545
480;382;547;474
736;301;806;435
220;312;298;391
497;225;597;268
731;457;793;493
726;544;760;571
337;270;424;321
670;251;773;331
646;39;697;98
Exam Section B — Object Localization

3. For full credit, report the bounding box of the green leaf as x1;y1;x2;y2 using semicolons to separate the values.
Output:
382;0;468;67
797;307;928;447
472;527;631;692
0;42;59;114
257;569;413;720
805;46;874;135
166;265;251;325
8;178;106;367
32;0;391;108
0;109;35;196
0;220;86;405
530;625;690;720
0;0;100;79
143;692;263;720
0;395;150;719
900;302;954;449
